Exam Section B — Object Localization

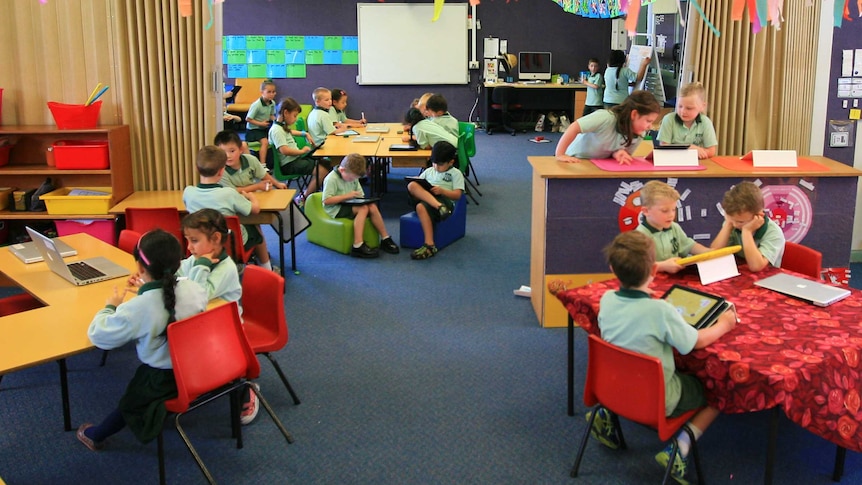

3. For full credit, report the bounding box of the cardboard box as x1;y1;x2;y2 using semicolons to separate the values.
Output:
40;187;112;215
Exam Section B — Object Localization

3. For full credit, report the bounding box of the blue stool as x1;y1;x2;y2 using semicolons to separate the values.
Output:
400;195;467;249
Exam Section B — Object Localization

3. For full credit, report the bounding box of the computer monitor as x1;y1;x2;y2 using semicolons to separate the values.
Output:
518;52;552;81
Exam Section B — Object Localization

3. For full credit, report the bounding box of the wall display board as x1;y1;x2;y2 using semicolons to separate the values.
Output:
357;3;469;85
223;35;359;79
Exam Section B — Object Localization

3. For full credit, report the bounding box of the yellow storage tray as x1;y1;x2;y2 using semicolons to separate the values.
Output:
40;187;113;215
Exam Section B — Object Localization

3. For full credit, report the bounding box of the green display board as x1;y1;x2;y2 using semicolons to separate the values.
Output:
224;35;358;79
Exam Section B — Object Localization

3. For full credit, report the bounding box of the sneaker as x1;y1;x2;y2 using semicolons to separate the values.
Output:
655;442;691;485
293;194;306;209
351;243;379;259
585;408;620;450
437;204;452;220
410;245;438;260
380;237;400;254
76;423;104;451
240;383;260;425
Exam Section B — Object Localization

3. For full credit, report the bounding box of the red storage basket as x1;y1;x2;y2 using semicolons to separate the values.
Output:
47;101;101;129
53;140;110;169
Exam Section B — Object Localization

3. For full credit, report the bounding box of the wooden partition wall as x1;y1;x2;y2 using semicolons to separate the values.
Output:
0;0;221;190
682;1;821;156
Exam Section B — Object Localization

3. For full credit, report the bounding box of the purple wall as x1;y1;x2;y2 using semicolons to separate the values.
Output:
823;18;862;165
223;0;611;123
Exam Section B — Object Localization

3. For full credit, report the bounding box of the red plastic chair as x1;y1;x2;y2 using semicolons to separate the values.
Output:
156;302;294;485
782;241;822;280
571;334;704;484
117;229;142;254
0;293;42;317
224;215;255;264
125;207;183;245
241;265;300;404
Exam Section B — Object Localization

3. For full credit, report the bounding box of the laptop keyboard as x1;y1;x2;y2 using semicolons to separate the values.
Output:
68;262;106;280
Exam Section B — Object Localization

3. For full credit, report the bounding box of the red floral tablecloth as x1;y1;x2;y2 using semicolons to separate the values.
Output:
554;266;862;452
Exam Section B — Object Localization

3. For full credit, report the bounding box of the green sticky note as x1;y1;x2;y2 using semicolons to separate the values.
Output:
285;36;304;50
342;50;359;65
246;36;266;50
287;64;307;78
267;50;286;64
305;50;324;64
248;64;267;78
324;36;342;50
226;50;247;64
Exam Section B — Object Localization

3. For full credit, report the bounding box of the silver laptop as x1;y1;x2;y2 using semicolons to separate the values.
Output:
352;135;380;143
365;124;391;133
755;273;851;307
9;239;77;263
25;227;129;286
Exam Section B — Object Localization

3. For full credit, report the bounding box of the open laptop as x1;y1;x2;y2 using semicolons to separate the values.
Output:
9;238;77;264
25;227;129;286
755;273;851;307
661;284;731;329
352;135;380;143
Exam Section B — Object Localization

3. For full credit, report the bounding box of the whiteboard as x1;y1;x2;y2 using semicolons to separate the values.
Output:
357;3;468;85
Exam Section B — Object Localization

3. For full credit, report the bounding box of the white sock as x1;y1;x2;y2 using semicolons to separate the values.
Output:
353;242;363;248
676;424;702;458
259;260;272;270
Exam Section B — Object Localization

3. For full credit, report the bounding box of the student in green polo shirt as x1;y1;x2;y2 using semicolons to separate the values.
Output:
657;82;718;159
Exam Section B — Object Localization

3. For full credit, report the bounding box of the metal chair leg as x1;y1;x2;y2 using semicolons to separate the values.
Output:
263;352;301;405
833;445;846;482
571;406;599;477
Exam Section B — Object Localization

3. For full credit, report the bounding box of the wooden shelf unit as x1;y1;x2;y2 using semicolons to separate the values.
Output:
0;125;132;220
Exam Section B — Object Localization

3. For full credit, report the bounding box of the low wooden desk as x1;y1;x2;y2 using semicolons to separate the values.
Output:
0;233;138;430
528;155;862;328
483;82;587;130
108;189;296;276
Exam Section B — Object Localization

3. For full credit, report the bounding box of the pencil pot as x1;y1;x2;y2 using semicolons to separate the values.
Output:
47;101;101;129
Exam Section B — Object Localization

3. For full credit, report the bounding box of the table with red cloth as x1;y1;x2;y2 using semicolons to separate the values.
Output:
553;266;862;454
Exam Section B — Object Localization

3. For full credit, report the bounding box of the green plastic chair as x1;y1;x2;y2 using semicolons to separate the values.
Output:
304;192;380;254
456;133;480;205
458;122;481;190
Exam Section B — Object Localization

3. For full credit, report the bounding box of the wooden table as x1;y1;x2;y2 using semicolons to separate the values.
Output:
108;189;296;276
0;233;137;430
528;155;862;328
555;266;862;483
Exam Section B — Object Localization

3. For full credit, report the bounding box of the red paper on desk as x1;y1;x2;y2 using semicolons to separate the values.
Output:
711;156;829;172
589;157;707;172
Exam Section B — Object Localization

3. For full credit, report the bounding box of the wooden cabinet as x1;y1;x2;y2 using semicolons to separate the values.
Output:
0;125;132;220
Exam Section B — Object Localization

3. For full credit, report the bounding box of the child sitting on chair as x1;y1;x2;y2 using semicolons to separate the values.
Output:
710;181;785;272
321;154;399;259
405;141;464;260
593;231;736;484
214;130;286;193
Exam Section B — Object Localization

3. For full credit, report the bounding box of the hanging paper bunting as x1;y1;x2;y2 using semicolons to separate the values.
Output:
432;0;445;22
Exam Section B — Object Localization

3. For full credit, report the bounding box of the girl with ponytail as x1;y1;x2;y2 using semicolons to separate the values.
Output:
77;229;208;451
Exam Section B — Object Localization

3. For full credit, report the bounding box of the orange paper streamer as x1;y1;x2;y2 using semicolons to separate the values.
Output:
731;0;746;19
625;3;640;34
179;0;192;17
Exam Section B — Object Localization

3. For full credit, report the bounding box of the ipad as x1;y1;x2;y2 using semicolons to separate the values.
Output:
389;143;418;151
661;284;729;329
404;176;432;191
342;197;381;205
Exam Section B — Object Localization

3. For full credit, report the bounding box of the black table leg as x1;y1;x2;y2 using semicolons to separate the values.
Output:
58;358;71;431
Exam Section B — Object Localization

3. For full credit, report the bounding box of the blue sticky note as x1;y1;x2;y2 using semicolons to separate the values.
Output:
227;64;248;78
304;35;324;50
267;64;287;79
342;36;358;51
265;35;285;50
323;50;342;65
224;35;246;50
247;49;267;64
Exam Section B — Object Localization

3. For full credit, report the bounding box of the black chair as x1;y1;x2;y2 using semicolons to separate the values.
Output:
488;87;521;136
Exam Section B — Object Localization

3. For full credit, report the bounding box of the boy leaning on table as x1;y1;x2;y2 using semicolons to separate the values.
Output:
710;181;785;273
592;231;736;485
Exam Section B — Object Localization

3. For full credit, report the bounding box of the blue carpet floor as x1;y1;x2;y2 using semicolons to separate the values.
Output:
1;129;861;484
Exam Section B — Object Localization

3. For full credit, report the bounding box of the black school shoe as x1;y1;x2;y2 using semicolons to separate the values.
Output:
351;243;379;258
380;237;400;254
